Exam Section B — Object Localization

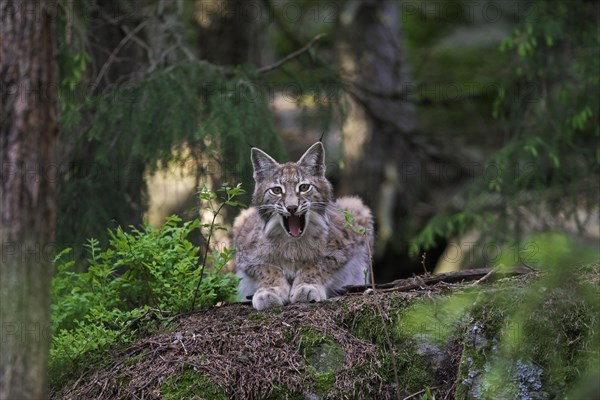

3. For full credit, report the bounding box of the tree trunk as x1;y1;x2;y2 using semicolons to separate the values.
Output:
335;0;424;281
0;1;58;398
194;0;269;66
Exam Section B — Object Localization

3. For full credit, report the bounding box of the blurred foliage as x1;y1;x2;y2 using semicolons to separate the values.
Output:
56;0;284;249
492;231;600;271
397;263;599;398
58;60;283;249
414;0;599;255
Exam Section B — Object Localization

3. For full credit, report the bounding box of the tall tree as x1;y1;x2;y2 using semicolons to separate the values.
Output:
335;0;423;280
0;0;58;398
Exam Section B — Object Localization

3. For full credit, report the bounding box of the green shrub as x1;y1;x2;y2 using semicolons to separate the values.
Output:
49;184;243;387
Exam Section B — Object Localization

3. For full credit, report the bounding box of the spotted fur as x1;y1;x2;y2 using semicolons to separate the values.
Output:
233;142;374;310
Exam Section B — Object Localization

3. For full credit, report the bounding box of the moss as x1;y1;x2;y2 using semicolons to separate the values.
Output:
262;386;305;400
124;350;148;367
454;265;600;399
454;286;525;399
55;264;600;399
305;340;345;374
160;368;227;400
248;312;267;323
297;326;345;397
307;366;337;397
397;290;478;345
341;294;447;394
498;281;598;396
395;351;435;393
344;294;409;345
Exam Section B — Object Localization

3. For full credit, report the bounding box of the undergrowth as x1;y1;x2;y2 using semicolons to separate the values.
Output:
49;184;244;387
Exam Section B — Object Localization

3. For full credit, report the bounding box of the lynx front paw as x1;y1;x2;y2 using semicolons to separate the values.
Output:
252;287;289;311
290;284;327;304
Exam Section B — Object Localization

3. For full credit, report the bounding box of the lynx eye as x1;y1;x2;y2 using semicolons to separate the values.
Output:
299;183;311;192
269;186;283;195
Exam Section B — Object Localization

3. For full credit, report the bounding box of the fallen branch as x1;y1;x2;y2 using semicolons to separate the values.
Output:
344;267;532;294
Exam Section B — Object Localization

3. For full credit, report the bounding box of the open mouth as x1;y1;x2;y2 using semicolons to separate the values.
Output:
283;214;306;238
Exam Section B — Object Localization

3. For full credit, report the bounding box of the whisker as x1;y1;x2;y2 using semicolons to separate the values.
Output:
254;205;276;211
309;203;333;210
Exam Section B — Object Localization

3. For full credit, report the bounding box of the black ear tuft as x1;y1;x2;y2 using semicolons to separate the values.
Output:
297;142;326;177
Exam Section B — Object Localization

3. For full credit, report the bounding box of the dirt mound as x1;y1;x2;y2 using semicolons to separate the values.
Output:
52;266;599;399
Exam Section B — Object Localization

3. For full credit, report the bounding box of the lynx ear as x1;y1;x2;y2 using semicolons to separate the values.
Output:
298;142;326;177
251;147;279;181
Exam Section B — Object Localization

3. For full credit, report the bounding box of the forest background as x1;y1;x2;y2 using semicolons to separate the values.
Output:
55;0;598;278
1;0;598;398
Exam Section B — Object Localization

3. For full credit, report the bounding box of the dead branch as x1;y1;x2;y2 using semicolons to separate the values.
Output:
90;20;149;95
344;267;532;294
256;34;324;74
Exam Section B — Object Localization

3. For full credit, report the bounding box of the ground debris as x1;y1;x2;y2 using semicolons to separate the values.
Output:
52;266;600;400
53;295;398;399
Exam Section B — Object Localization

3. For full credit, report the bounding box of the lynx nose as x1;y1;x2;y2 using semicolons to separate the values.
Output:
286;205;298;215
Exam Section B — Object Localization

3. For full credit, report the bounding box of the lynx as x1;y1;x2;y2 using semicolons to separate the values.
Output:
233;142;374;310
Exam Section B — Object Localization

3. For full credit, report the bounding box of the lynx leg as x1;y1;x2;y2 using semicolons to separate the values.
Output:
290;265;327;304
245;265;291;310
253;287;289;310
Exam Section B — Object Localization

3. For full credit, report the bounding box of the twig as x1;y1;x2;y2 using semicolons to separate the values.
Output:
421;252;428;274
373;299;402;400
179;339;188;356
367;236;376;291
256;34;324;74
443;379;458;400
402;386;438;400
190;201;226;312
90;20;149;95
120;24;153;61
473;267;497;285
365;235;402;400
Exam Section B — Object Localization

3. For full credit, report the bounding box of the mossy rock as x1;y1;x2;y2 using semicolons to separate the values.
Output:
297;326;345;397
454;267;599;399
51;264;599;399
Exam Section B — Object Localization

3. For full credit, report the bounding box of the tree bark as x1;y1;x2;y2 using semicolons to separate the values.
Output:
194;0;269;66
0;1;58;398
336;0;424;281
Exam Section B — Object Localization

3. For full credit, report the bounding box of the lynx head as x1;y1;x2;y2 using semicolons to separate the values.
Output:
250;142;333;238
